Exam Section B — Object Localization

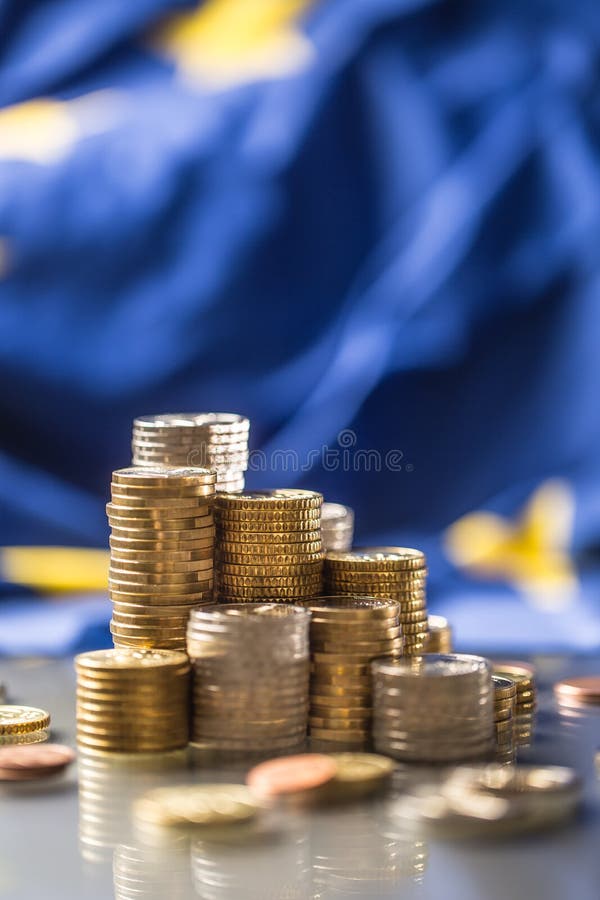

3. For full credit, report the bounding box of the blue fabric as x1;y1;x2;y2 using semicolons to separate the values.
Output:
1;0;600;653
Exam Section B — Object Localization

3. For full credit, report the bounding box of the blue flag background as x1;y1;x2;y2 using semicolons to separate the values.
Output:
1;0;600;653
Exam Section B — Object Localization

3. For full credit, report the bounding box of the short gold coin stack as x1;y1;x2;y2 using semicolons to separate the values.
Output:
187;604;310;753
324;548;428;655
75;649;190;753
424;615;453;653
372;654;495;762
492;675;517;763
107;466;216;650
131;413;250;492
0;706;50;746
214;490;324;603
493;663;536;747
302;597;402;748
321;502;354;551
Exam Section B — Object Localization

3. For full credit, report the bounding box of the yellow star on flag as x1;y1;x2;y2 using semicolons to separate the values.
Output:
150;0;315;90
444;479;578;610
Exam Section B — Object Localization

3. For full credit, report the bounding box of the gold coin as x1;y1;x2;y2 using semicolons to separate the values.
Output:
109;482;216;497
309;727;369;742
216;553;323;569
133;783;259;826
310;622;401;640
218;573;321;587
310;636;403;653
109;620;185;636
216;587;319;599
109;529;215;545
109;591;211;606
216;509;321;524
109;541;213;558
108;514;212;531
109;560;213;578
108;574;212;591
75;648;188;670
328;752;394;787
0;706;51;736
107;502;212;520
215;529;321;543
215;490;322;510
112;466;217;485
109;492;214;509
304;597;399;617
217;561;322;577
216;538;322;554
398;609;429;624
111;610;190;625
325;548;425;569
215;519;319;534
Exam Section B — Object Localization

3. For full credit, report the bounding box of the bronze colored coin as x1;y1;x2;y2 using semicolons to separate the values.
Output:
109;524;215;541
0;743;75;781
0;706;51;735
215;490;322;510
110;492;214;508
246;752;336;797
554;676;600;705
325;548;426;569
112;465;216;483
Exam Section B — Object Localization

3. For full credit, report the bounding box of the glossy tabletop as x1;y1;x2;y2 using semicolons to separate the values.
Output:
0;653;599;900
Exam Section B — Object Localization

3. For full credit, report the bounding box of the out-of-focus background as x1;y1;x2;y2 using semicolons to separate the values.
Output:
1;0;600;655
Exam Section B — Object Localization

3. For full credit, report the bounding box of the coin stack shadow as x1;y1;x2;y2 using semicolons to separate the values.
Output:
107;466;216;650
492;675;517;763
131;413;250;492
321;503;354;551
187;604;310;754
75;649;191;754
214;490;324;603
424;615;453;653
310;804;428;895
493;664;537;748
77;749;187;865
372;654;495;762
302;597;402;750
323;548;428;655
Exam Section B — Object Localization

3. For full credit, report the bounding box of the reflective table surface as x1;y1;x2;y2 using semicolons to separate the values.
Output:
0;654;599;900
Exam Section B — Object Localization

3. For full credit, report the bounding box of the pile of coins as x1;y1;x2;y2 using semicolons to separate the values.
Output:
324;548;428;655
214;490;324;603
493;675;517;762
302;597;402;748
75;649;190;753
425;615;453;653
372;654;495;762
107;466;216;650
187;604;310;753
131;413;250;492
0;706;50;746
321;502;354;551
493;662;536;747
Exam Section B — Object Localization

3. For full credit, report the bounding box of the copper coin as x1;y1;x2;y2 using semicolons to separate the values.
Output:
246;753;337;797
554;676;600;705
0;743;76;780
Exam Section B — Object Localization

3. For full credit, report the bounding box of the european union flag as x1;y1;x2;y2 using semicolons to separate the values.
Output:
1;0;600;653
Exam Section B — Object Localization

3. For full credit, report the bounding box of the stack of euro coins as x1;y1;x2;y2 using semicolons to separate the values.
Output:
321;502;354;551
424;615;453;653
75;649;190;753
372;654;495;762
187;603;310;753
107;466;216;650
214;490;324;603
493;675;517;762
493;662;537;747
324;548;428;655
131;413;250;492
302;597;402;748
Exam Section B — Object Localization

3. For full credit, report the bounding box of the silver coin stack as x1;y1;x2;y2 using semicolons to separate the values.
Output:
187;603;310;753
372;654;495;762
131;413;250;492
321;502;354;551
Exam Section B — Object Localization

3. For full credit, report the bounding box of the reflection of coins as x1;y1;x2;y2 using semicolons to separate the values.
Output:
134;784;259;827
246;753;337;798
0;706;50;735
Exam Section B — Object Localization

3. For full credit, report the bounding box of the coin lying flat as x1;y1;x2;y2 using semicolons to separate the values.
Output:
0;744;75;781
0;706;51;736
134;784;259;827
554;676;600;706
246;754;337;798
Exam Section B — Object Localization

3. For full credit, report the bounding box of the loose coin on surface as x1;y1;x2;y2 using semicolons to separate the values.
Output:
246;753;338;798
134;784;259;827
554;676;600;706
0;706;51;736
0;743;75;781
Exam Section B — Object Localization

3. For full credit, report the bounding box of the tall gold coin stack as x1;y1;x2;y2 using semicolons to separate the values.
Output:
214;490;324;603
107;466;216;650
302;597;402;748
372;654;495;762
492;675;517;763
324;548;428;655
321;502;354;551
187;603;310;753
131;413;250;492
75;649;190;753
424;615;453;653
